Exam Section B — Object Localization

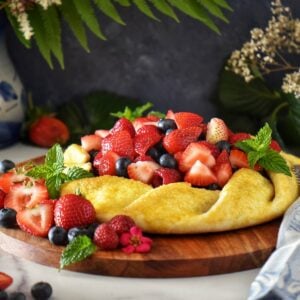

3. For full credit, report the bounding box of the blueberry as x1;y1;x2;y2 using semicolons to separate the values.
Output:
31;282;52;300
0;290;8;300
67;227;88;243
157;119;177;133
7;292;26;300
0;208;17;228
215;141;231;153
115;157;131;178
48;226;68;246
206;183;220;190
146;147;160;162
0;160;15;174
159;154;178;169
154;141;166;154
86;222;99;239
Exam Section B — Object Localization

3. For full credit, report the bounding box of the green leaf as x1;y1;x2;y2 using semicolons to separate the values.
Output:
255;123;272;151
114;0;131;7
235;140;256;153
60;235;97;269
66;167;93;181
148;110;166;119
218;70;282;118
212;0;233;11
73;0;106;40
197;0;228;23
46;175;63;199
60;0;89;52
151;0;179;22
132;0;160;21
248;151;264;168
27;165;51;179
111;102;154;121
45;144;64;167
94;0;126;25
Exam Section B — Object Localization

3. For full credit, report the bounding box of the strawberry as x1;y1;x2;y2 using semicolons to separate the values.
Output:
81;134;102;152
134;125;162;156
54;194;96;230
0;272;13;290
179;142;216;172
0;189;6;209
213;150;232;187
93;223;119;250
102;130;135;160
108;215;135;235
132;116;159;132
206;118;229;144
198;141;220;158
29;116;70;148
95;129;110;138
17;200;54;237
174;151;183;162
0;172;15;193
4;182;49;212
229;149;249;168
94;151;120;176
174;112;203;129
134;155;154;162
152;168;182;187
127;161;160;184
229;132;251;145
184;160;217;187
270;140;282;152
166;109;175;120
162;127;202;154
110;118;135;138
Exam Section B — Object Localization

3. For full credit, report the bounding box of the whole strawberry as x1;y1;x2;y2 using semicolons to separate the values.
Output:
108;215;135;235
54;194;96;230
93;223;119;250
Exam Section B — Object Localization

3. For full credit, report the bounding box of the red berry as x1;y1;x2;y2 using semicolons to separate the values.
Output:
93;223;119;250
81;134;102;152
0;189;6;209
108;215;135;235
132;116;158;132
134;155;154;162
110;118;135;138
0;272;13;290
229;132;251;145
94;151;120;176
152;168;182;187
174;112;203;129
0;172;15;193
95;129;110;138
198;141;220;158
213;150;232;187
270;140;282;152
127;161;160;184
206;118;229;144
229;149;249;168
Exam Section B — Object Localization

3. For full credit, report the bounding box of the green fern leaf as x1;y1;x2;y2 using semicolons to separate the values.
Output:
94;0;125;25
60;0;89;52
132;0;159;21
152;0;179;22
114;0;131;7
28;7;53;68
73;0;106;40
212;0;233;11
197;0;228;23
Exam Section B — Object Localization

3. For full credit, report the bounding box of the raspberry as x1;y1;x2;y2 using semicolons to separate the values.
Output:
93;223;119;250
108;215;135;235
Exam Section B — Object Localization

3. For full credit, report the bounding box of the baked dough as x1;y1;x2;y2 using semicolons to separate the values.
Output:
60;152;300;234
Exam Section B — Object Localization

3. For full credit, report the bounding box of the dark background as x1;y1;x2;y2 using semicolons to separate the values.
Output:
5;0;300;120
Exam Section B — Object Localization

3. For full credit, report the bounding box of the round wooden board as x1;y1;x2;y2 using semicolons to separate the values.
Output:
0;156;280;277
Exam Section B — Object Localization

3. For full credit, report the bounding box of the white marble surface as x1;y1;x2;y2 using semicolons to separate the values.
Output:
0;143;260;300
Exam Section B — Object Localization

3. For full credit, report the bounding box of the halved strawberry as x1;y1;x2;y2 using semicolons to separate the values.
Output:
102;130;135;160
4;182;49;212
179;142;216;172
229;149;249;168
134;125;162;155
127;161;160;184
163;127;202;154
94;151;120;176
198;141;220;158
110;118;136;138
152;168;182;187
95;129;110;138
81;134;102;152
270;140;282;152
174;112;203;129
206;118;229;144
134;155;154;162
213;150;232;187
184;160;217;187
132;116;159;132
0;172;15;193
0;272;13;290
228;132;251;145
17;200;54;237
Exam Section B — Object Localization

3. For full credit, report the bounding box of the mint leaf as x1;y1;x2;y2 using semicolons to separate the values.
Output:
235;140;256;153
60;235;97;269
45;144;64;166
46;175;64;199
66;167;93;180
148;110;165;119
248;151;264;168
27;165;51;178
255;123;272;152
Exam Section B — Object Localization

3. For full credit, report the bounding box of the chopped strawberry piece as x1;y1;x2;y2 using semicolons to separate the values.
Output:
95;129;110;138
132;116;158;132
166;109;175;120
17;200;54;237
229;149;249;168
134;155;154;162
216;150;230;164
174;151;183;162
214;151;232;187
4;182;49;212
0;272;13;290
270;140;282;152
0;189;6;209
163;127;202;154
184;160;217;187
174;112;203;129
229;132;251;145
110;118;136;138
179;142;216;172
102;130;135;160
94;151;120;176
206;118;229;144
81;134;102;152
198;141;220;158
134;125;162;156
152;168;182;187
127;161;160;184
0;172;14;193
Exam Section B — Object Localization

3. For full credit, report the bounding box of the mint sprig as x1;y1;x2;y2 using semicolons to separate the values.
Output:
60;235;97;269
27;144;93;198
235;123;291;176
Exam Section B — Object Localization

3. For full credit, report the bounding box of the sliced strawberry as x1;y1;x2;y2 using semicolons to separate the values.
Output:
179;142;216;172
198;141;220;158
214;150;232;187
270;140;282;152
134;155;154;162
206;118;229;144
134;125;162;156
132;116;158;132
184;160;217;187
95;129;110;138
152;168;182;187
102;130;135;160
0;172;15;193
110;117;136;138
174;112;204;129
17;200;54;237
229;149;249;168
163;127;202;154
174;151;183;162
81;134;102;152
127;161;160;184
94;151;120;176
166;109;175;120
0;272;13;290
216;149;230;164
0;189;6;209
229;132;251;145
4;182;49;212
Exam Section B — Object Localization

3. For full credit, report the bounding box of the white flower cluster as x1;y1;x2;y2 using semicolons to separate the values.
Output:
226;0;299;98
8;0;61;40
282;70;300;98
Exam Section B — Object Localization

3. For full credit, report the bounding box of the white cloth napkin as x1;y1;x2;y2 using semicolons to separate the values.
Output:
248;197;300;300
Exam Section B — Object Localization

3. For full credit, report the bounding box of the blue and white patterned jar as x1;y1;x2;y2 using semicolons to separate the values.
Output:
0;25;25;148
